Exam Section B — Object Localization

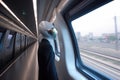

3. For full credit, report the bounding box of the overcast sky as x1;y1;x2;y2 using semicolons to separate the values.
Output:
72;0;120;36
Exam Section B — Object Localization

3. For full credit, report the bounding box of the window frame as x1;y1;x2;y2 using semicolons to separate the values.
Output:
62;0;113;79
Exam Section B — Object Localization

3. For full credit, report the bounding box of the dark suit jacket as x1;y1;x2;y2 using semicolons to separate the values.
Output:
38;39;58;80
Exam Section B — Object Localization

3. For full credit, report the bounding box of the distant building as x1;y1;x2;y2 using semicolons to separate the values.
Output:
88;32;93;40
75;32;81;41
101;33;120;42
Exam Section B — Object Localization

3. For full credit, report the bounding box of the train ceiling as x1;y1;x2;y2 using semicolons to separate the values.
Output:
0;0;60;37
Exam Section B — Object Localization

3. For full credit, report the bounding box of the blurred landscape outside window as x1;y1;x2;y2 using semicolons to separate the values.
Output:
72;0;120;79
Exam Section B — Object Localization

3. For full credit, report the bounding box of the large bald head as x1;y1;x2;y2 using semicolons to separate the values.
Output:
39;21;57;39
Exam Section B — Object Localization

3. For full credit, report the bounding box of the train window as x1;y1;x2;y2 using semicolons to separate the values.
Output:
15;33;21;54
6;34;13;47
3;30;14;48
72;0;120;79
0;33;2;40
21;34;25;50
0;27;6;41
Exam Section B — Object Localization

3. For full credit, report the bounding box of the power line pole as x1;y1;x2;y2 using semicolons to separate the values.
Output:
114;16;118;50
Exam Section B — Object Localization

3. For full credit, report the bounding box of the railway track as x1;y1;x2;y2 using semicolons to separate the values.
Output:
80;49;120;80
